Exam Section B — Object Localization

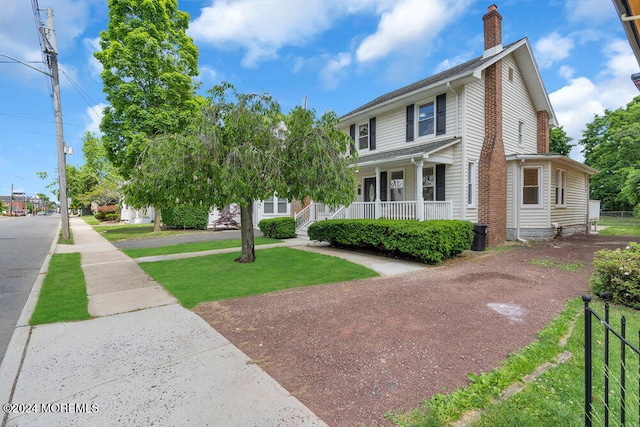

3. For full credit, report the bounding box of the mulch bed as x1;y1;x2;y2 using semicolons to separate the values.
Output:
194;234;640;426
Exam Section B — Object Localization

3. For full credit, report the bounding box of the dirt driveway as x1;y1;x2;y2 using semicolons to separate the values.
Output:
194;234;640;426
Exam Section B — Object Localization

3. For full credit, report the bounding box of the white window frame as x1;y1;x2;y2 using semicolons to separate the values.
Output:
555;168;567;207
417;100;435;138
422;166;435;201
389;168;405;202
522;166;542;207
467;162;476;207
263;194;288;215
518;121;525;146
358;123;369;150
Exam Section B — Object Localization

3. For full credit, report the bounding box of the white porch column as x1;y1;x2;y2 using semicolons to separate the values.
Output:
375;166;381;219
415;158;424;221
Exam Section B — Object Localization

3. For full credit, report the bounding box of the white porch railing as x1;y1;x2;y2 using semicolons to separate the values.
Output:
380;201;416;220
295;200;453;233
424;201;454;220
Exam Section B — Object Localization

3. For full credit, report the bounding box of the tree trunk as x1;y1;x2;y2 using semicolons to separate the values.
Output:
153;208;162;233
236;201;255;263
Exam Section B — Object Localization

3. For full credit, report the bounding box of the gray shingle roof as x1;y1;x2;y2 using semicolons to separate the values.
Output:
342;39;523;119
356;137;459;165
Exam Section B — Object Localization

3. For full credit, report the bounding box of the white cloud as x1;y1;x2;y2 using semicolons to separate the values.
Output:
0;0;100;82
85;103;106;135
549;39;638;162
189;0;338;67
196;66;220;86
565;0;614;25
355;0;463;64
84;37;103;79
319;53;352;90
534;32;575;68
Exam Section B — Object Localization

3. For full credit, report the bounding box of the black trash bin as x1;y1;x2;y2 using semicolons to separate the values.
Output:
471;223;487;251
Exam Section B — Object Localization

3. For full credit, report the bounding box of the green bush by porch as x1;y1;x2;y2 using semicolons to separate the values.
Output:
258;217;296;239
308;219;474;263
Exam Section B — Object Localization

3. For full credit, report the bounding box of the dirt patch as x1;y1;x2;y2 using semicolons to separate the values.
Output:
193;234;639;426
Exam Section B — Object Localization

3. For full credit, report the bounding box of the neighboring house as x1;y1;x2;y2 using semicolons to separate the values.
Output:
208;197;293;230
299;5;598;247
120;197;292;229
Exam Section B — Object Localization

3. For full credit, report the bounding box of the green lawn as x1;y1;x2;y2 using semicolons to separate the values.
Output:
122;237;282;258
30;253;91;325
91;223;214;242
140;247;379;309
599;224;640;237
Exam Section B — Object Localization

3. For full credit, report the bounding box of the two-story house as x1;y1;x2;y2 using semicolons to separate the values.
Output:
301;4;597;247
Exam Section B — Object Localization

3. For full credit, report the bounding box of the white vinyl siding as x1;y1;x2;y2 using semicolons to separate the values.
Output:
550;167;589;225
463;80;484;222
502;55;537;154
374;109;404;152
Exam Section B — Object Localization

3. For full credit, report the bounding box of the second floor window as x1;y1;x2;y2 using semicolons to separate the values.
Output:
358;123;369;149
419;102;434;137
518;121;524;145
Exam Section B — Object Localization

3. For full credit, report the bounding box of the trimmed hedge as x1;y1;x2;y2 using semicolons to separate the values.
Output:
592;242;640;308
162;204;210;229
308;219;474;263
258;217;296;239
94;205;118;221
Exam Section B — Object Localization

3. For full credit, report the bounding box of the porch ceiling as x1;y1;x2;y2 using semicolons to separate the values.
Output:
355;137;460;167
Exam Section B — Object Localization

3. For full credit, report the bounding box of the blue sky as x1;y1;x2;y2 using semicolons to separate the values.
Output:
1;0;638;201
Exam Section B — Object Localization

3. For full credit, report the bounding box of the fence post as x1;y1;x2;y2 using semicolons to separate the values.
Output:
621;316;626;425
605;303;610;427
584;295;593;427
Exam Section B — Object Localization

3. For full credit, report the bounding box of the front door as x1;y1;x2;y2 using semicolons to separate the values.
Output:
364;178;376;202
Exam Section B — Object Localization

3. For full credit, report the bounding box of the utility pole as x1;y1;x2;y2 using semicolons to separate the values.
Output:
39;7;70;239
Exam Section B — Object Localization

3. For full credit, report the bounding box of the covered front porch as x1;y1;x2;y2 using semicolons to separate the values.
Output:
295;200;453;232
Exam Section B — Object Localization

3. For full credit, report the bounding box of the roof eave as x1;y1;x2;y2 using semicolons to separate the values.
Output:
506;154;598;175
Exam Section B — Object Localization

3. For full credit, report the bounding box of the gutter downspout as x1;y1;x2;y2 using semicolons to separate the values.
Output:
516;158;528;244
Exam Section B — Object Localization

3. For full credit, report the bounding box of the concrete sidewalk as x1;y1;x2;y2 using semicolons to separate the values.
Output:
0;217;326;426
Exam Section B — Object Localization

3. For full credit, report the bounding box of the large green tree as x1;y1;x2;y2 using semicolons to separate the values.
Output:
579;96;640;211
127;83;357;263
94;0;202;231
549;126;573;157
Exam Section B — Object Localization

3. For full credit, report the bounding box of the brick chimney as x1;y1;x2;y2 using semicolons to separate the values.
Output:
483;4;503;57
537;110;550;153
478;4;507;247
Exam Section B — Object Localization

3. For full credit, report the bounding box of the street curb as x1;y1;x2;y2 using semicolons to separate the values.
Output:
0;221;60;408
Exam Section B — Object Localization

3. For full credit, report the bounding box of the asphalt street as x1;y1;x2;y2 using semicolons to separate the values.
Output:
0;215;58;364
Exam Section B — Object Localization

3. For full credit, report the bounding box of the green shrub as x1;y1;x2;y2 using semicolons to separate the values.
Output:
308;219;473;263
162;204;210;229
258;217;296;239
105;213;119;221
94;205;118;221
592;242;640;308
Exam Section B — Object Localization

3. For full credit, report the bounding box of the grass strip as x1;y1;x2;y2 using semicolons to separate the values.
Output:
30;253;90;325
599;224;640;237
90;223;217;242
140;247;379;309
122;237;282;258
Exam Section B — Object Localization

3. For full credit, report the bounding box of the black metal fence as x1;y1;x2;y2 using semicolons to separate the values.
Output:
584;295;640;426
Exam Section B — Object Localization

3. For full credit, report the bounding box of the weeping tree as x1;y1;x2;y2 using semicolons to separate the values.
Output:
94;0;202;231
127;82;357;263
